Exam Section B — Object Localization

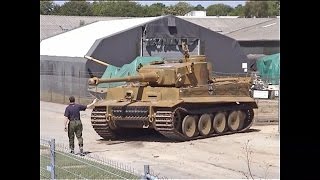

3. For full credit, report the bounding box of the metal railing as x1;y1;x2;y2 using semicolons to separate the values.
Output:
40;138;166;180
41;138;138;179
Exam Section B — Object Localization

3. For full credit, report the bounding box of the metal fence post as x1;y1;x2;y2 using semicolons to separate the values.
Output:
50;73;52;102
143;165;149;180
63;68;65;104
78;70;81;103
278;81;280;133
50;139;56;180
143;165;158;180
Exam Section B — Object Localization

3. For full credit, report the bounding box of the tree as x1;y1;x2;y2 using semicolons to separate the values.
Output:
144;3;166;16
92;1;144;17
243;0;279;18
206;4;233;16
267;1;280;16
51;4;62;15
58;1;93;16
164;2;193;16
229;4;245;17
40;1;55;15
194;4;205;11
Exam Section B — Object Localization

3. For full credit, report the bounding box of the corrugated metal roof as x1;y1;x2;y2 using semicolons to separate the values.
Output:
40;15;280;41
40;15;134;40
226;18;280;41
180;17;275;34
40;16;161;57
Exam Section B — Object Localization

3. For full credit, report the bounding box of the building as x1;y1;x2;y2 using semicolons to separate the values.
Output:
41;15;280;56
41;15;248;74
40;15;280;103
40;15;250;103
227;18;280;55
181;17;280;55
40;15;133;41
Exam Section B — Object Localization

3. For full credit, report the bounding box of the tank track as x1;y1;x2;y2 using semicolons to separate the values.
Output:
91;106;152;140
154;105;254;141
91;105;254;141
91;106;117;140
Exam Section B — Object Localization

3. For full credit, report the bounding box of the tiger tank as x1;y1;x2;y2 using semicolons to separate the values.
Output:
88;54;258;141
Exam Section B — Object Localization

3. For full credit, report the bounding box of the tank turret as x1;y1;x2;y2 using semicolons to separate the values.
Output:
88;55;210;88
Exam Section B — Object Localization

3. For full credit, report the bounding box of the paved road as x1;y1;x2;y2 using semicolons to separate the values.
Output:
40;101;280;179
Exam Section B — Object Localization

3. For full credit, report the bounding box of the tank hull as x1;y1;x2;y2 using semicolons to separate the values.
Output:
91;97;256;141
88;55;259;141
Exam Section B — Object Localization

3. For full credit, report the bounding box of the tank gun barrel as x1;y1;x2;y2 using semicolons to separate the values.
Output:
84;55;110;66
88;72;159;85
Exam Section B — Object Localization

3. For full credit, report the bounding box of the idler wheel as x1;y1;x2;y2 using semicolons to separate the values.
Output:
227;110;246;131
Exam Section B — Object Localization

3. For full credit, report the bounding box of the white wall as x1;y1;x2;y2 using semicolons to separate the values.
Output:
185;11;206;17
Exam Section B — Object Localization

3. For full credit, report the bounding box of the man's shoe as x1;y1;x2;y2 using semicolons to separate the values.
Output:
70;150;74;154
79;148;84;156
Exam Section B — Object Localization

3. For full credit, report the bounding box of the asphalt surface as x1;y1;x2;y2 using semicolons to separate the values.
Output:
40;101;280;179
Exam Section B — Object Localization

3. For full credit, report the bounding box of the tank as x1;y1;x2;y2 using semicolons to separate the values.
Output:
88;54;258;141
85;55;163;99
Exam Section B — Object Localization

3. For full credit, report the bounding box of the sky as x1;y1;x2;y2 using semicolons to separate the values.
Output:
54;1;246;8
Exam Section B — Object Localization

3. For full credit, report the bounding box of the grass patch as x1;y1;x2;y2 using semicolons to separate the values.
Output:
40;145;139;179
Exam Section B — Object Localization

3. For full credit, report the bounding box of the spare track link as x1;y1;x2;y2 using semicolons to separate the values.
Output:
91;106;116;140
155;105;254;141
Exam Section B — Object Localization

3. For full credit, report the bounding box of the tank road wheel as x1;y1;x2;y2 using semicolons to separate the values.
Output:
182;115;197;138
198;114;212;136
213;112;227;134
227;111;242;132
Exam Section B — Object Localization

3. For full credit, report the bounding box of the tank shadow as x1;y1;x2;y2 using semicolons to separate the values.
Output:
240;128;261;133
95;128;260;143
117;133;173;143
75;151;91;156
97;140;126;145
120;130;173;143
96;129;174;143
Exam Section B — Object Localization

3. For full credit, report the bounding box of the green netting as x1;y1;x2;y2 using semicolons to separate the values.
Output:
98;56;163;88
256;53;280;84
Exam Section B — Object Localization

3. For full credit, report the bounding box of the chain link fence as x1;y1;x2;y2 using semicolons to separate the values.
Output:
253;99;279;125
40;69;105;105
40;138;167;180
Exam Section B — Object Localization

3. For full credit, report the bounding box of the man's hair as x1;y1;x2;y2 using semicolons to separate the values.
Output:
69;96;75;103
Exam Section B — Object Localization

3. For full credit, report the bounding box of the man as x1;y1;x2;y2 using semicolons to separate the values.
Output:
64;96;97;155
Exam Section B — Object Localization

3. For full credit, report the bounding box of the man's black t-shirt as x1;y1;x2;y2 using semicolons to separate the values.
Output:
64;103;87;120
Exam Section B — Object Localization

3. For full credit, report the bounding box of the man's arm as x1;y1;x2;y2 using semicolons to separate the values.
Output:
64;117;69;132
64;108;69;131
87;98;98;109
